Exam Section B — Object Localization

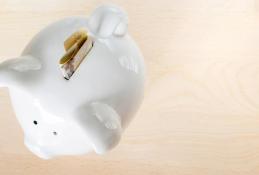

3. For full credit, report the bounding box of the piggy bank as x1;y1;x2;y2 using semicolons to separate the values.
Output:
0;5;145;159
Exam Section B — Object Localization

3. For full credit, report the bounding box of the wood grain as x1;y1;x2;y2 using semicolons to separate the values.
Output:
1;0;259;174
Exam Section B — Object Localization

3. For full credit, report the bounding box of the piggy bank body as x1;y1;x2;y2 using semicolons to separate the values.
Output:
0;5;145;159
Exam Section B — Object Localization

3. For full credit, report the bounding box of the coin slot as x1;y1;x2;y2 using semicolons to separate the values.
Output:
59;29;94;80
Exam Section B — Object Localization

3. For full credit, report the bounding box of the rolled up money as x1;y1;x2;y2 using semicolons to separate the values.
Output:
64;29;88;51
59;30;94;80
59;35;87;65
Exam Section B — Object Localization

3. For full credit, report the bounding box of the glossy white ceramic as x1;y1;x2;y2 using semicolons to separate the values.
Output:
0;5;145;159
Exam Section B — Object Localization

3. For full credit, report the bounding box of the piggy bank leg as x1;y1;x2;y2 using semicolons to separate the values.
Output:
75;102;122;154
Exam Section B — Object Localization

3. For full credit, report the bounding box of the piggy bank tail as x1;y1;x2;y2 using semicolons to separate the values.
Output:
88;5;128;38
0;55;41;87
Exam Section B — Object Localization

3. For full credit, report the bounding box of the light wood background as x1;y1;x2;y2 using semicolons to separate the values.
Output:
1;0;259;174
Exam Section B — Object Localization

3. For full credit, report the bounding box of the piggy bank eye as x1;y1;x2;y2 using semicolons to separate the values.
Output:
53;131;58;136
33;120;38;125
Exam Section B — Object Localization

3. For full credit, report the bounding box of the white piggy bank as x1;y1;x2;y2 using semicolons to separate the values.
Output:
0;5;145;159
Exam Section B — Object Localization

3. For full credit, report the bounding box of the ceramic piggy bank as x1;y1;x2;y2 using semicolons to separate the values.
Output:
0;5;145;159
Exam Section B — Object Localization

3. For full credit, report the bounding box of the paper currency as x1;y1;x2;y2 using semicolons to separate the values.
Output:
59;30;94;80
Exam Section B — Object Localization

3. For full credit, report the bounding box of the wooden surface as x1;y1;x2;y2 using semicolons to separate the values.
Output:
2;0;259;174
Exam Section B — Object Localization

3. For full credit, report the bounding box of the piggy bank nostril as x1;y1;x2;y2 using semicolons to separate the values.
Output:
33;120;38;125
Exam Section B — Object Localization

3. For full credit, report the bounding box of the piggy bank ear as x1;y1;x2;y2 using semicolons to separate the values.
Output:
0;55;41;87
75;102;122;154
88;5;128;38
